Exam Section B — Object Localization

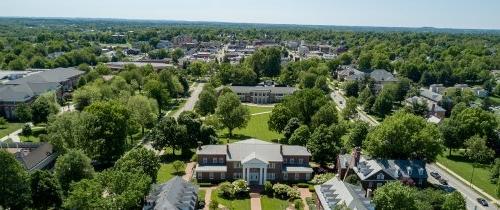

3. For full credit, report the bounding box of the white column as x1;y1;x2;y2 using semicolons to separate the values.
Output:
264;167;267;183
259;167;263;185
246;167;250;183
242;166;246;181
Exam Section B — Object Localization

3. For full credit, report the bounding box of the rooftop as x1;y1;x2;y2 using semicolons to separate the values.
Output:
144;176;198;210
315;176;375;210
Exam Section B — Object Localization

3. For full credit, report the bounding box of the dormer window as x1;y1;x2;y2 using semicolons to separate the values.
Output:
407;166;412;175
418;168;424;176
377;173;385;180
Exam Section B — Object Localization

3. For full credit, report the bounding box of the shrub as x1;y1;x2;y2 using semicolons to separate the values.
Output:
344;174;361;185
232;179;249;197
21;123;32;136
218;181;234;198
172;160;186;174
264;181;273;195
297;183;309;188
272;183;300;200
294;199;305;210
287;187;301;200
0;117;7;128
308;185;315;192
309;173;335;185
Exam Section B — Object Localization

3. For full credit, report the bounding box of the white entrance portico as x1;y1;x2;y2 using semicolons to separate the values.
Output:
241;152;268;185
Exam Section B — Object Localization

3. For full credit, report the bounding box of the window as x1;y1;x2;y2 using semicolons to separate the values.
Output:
407;166;412;175
418;168;424;176
233;172;242;179
213;157;217;163
209;172;214;179
418;179;423;185
221;172;225;179
234;162;241;168
218;158;224;164
284;158;288;164
295;173;299;180
268;163;275;169
305;173;311;180
198;172;203;179
289;158;295;164
298;158;303;165
203;157;207;164
283;173;288;180
267;173;275;180
377;173;385;180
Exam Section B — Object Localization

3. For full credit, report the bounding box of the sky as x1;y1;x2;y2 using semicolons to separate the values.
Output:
1;0;500;30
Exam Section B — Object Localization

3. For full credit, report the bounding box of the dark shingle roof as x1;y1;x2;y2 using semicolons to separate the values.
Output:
144;176;198;210
11;143;58;171
369;69;398;82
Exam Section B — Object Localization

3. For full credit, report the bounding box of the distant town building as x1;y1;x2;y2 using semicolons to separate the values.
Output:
106;62;174;71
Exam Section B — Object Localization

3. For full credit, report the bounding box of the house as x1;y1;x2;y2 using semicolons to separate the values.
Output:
315;176;375;210
0;142;58;172
143;176;198;210
405;96;446;119
419;88;443;103
429;84;445;94
0;68;83;120
337;149;427;191
369;69;398;91
156;40;172;49
223;85;297;104
337;66;365;81
472;87;489;98
195;139;313;185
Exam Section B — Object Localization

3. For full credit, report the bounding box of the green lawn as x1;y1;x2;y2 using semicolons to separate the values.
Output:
437;151;498;198
218;112;283;143
0;123;23;139
167;99;188;117
261;195;290;210
210;189;251;210
198;189;206;203
246;105;274;114
156;148;191;183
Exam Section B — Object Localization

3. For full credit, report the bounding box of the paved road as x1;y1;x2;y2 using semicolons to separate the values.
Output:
330;90;379;126
172;82;205;118
426;163;496;210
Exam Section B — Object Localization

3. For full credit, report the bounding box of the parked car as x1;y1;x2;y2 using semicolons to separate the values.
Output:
477;198;488;207
439;178;448;185
430;171;441;179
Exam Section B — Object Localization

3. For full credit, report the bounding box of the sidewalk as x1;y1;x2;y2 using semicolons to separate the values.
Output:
435;162;499;205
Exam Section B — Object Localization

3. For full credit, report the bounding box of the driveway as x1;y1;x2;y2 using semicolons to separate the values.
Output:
426;163;497;210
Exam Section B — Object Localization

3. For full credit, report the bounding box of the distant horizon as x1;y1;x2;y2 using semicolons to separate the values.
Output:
2;16;500;32
1;0;500;30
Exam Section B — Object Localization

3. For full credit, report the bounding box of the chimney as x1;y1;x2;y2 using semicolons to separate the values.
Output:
352;147;361;167
197;141;202;150
280;145;283;155
226;144;229;153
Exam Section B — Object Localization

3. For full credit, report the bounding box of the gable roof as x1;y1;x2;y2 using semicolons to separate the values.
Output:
354;156;427;181
6;142;59;171
315;176;375;210
419;88;443;102
369;69;398;82
144;176;198;210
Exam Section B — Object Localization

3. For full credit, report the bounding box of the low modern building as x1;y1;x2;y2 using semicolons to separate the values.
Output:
315;176;375;210
225;85;297;104
143;176;198;210
0;68;83;120
337;149;427;191
195;139;313;185
1;142;58;172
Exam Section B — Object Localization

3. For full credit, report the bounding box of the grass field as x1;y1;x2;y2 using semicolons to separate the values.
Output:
261;195;290;210
210;189;251;210
156;148;191;183
489;96;500;106
437;151;498;198
0;123;23;139
218;106;283;143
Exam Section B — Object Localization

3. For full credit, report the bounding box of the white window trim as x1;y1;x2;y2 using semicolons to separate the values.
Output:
203;157;207;164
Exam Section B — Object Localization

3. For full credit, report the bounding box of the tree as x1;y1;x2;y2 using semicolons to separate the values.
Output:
115;148;160;183
343;80;359;97
404;99;428;117
215;92;250;138
307;124;346;164
0;150;31;209
148;116;186;153
8;57;27;70
268;104;293;133
195;87;218;116
364;111;443;161
372;182;418;210
21;123;32;136
64;170;151;209
145;79;170;116
345;121;369;148
172;160;186;174
127;95;157;135
315;76;330;93
246;47;281;77
371;88;394;117
283;117;301;141
31;92;59;123
178;111;204;153
30;170;63;209
301;72;317;89
95;63;111;75
15;103;32;122
171;48;185;64
54;150;94;191
0;117;6;128
342;97;358;120
311;102;338;129
288;125;310;146
442;191;466;210
464;135;494;164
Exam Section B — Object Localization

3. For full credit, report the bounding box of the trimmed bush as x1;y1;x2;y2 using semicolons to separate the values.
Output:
217;179;249;198
344;174;361;185
297;183;309;188
272;183;301;200
309;173;335;185
294;199;305;210
264;181;273;195
308;185;315;192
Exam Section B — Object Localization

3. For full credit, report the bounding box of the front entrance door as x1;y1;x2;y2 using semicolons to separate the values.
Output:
250;172;259;184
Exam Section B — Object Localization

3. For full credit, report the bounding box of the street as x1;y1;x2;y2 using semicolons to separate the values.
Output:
171;82;205;118
426;163;497;210
330;90;379;126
